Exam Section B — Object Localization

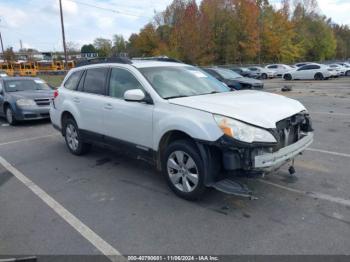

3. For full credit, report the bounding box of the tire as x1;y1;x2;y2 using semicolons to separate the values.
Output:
314;73;324;80
162;139;206;201
346;70;350;77
5;106;17;125
63;118;91;155
284;74;292;81
261;73;267;80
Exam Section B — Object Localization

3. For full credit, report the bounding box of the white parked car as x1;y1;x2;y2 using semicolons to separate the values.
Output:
283;63;331;80
50;58;313;200
248;66;276;79
293;62;311;68
327;67;341;78
328;64;349;76
265;64;293;77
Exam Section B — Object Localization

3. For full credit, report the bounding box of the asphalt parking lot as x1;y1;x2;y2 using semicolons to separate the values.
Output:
1;77;350;259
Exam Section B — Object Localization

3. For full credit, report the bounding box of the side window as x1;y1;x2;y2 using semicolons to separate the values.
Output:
268;65;277;69
311;65;320;70
64;70;83;90
298;65;310;71
108;68;144;99
83;68;109;95
204;69;221;80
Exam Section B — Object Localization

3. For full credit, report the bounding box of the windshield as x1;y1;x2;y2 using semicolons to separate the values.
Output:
5;79;51;92
139;66;230;99
214;68;242;79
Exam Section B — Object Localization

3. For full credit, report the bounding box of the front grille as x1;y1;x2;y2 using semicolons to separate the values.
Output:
274;113;310;151
24;114;37;119
34;98;50;106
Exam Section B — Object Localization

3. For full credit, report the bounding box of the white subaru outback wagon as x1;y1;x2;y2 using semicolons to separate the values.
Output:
50;57;313;200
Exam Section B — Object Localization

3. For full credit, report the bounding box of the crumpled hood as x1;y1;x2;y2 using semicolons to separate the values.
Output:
169;90;306;129
10;90;54;100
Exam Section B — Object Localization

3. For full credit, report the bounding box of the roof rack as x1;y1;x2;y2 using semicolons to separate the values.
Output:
132;56;182;63
76;57;132;67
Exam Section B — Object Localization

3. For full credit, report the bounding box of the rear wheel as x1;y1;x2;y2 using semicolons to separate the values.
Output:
63;118;91;155
261;73;267;80
5;106;16;125
162;139;206;201
284;74;292;81
314;73;324;80
346;70;350;77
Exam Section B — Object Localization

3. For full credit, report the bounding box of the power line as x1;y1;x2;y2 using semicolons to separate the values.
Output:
65;0;152;19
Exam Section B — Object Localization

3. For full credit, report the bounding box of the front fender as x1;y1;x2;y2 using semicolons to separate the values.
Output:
153;106;223;151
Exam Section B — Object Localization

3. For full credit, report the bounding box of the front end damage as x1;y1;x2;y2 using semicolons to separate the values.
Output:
202;112;314;198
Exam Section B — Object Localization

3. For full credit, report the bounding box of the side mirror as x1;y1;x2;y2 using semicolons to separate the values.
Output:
124;89;146;102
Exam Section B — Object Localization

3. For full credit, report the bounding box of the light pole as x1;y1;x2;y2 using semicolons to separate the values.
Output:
59;0;68;70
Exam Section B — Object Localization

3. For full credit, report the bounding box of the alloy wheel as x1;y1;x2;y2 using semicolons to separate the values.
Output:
6;108;13;124
66;123;79;151
167;150;199;193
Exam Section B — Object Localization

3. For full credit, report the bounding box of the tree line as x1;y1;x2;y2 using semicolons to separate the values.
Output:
85;0;349;65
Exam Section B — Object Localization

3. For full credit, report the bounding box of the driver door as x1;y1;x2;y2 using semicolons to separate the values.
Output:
102;67;154;149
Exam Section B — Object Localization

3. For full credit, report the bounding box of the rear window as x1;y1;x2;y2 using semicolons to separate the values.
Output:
64;70;83;90
83;68;109;95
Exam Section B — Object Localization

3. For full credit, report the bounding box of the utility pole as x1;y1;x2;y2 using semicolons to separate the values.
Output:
0;32;4;56
59;0;68;70
0;19;4;59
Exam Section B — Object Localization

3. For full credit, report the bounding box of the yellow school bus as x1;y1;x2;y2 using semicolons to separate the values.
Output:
36;61;57;71
13;62;37;76
0;63;14;76
67;60;75;70
55;60;64;70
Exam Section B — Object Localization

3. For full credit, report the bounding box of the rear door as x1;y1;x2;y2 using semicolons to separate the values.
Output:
295;65;311;79
75;67;109;135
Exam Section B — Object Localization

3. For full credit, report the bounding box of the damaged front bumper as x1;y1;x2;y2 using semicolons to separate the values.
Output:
253;132;313;171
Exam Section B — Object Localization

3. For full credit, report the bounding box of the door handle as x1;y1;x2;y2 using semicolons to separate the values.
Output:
104;103;113;110
73;97;80;103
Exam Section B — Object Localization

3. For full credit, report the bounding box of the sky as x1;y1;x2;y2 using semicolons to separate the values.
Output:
0;0;349;52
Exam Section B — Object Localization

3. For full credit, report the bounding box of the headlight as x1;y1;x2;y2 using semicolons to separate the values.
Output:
16;99;36;107
213;115;277;143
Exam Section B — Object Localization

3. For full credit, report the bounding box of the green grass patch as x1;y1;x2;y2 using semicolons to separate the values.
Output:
39;75;66;88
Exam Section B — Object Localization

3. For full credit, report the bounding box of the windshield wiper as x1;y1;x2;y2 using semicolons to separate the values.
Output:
164;95;189;99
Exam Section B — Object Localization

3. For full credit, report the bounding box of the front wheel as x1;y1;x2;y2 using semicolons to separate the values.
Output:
284;74;292;81
5;106;16;125
63;118;91;155
162;140;206;201
346;70;350;76
261;73;267;80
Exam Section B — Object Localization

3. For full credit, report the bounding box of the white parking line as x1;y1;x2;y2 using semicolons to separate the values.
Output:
307;148;350;158
311;111;350;117
258;179;350;208
0;156;122;262
0;134;59;147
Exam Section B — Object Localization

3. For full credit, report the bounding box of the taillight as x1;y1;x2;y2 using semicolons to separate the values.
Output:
54;89;59;98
